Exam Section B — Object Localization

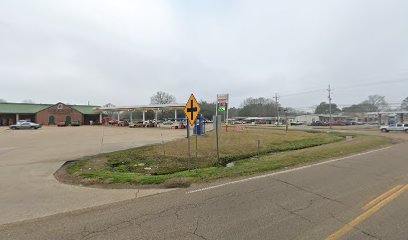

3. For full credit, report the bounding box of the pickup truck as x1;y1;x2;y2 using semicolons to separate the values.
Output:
379;123;408;133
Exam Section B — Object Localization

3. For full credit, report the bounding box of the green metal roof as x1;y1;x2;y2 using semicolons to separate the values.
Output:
70;105;100;115
0;103;100;115
0;103;52;114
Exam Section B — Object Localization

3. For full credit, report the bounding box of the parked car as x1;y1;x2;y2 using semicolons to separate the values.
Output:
332;120;346;126
57;121;67;127
144;120;156;127
108;120;119;125
379;124;408;133
9;121;41;130
160;120;173;125
129;121;144;128
71;120;81;126
290;121;303;126
118;120;129;126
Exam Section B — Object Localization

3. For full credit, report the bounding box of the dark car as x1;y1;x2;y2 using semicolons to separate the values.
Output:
71;120;81;126
9;121;41;130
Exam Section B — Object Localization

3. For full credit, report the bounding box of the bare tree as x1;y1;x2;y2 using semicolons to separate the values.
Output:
239;97;279;117
362;95;389;111
102;103;116;117
150;91;176;105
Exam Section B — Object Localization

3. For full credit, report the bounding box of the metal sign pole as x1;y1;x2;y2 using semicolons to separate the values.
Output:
216;115;220;165
257;140;260;160
183;93;201;173
215;94;218;118
195;121;199;174
226;102;229;125
187;124;191;171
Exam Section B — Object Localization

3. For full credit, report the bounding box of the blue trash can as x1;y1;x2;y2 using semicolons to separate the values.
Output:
194;114;205;135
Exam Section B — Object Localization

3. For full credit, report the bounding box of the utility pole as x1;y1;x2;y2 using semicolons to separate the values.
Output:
274;93;280;126
328;85;332;129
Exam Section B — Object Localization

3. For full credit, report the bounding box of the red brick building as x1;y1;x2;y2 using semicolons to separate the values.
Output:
0;102;101;126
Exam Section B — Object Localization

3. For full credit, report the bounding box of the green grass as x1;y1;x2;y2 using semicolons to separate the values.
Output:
68;129;391;186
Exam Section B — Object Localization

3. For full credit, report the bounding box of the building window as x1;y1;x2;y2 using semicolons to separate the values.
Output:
57;104;63;110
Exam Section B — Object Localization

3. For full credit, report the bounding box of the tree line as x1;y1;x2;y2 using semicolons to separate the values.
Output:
3;92;408;121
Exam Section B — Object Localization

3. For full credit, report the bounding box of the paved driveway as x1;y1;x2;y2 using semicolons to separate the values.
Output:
0;126;186;225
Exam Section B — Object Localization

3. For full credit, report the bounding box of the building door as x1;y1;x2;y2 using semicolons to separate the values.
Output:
65;116;71;125
49;116;55;125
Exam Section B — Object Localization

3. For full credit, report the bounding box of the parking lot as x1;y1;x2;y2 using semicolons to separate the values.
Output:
0;126;186;225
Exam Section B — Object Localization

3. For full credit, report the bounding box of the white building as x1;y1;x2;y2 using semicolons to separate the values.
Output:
295;114;351;125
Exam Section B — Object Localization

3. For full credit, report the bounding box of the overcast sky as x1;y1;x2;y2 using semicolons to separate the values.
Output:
1;0;408;110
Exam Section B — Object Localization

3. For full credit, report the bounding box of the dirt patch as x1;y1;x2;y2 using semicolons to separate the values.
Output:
54;160;190;189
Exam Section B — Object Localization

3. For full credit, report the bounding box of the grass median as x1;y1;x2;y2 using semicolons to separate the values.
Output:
67;128;391;186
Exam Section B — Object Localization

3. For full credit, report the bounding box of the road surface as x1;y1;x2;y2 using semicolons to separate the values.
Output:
1;131;408;239
0;126;185;225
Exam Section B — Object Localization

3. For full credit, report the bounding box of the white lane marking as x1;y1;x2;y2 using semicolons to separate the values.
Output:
187;146;392;194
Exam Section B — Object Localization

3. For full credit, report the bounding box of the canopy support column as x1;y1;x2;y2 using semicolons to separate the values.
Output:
155;110;158;127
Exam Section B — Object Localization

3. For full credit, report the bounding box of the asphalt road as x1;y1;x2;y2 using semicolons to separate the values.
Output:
1;131;408;239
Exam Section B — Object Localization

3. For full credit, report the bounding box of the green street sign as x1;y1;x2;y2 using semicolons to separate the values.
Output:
218;106;226;112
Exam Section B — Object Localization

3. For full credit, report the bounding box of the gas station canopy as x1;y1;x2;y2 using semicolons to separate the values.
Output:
94;103;185;112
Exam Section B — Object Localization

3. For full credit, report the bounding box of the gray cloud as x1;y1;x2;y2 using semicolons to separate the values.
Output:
1;0;408;109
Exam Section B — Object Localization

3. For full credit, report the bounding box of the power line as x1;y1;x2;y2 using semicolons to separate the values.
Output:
279;77;408;99
280;89;326;98
334;78;408;91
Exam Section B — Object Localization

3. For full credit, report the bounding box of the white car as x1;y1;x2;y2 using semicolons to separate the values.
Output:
380;123;408;133
10;121;42;130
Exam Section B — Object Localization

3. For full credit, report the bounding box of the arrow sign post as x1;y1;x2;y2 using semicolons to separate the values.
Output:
184;94;201;173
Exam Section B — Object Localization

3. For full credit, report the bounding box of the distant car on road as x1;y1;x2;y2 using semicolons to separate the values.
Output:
9;122;41;130
311;121;325;126
380;124;408;133
71;120;81;126
290;121;303;126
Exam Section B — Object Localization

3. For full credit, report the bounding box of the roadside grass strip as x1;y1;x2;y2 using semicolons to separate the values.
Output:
326;184;408;240
67;130;390;186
